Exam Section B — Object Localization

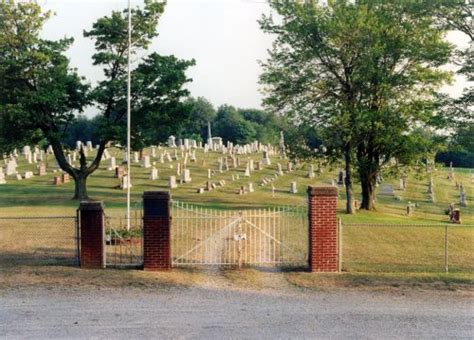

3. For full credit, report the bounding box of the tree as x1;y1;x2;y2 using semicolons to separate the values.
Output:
260;0;452;211
0;0;194;199
435;0;473;128
0;1;89;164
239;108;282;144
213;105;258;144
182;96;217;140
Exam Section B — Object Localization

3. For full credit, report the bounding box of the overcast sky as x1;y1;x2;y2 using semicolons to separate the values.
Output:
40;0;470;117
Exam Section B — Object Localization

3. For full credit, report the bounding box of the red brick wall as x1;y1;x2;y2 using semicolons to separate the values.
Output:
143;192;171;271
79;201;104;269
307;186;339;272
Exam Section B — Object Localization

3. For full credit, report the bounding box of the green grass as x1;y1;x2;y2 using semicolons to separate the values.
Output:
1;146;473;223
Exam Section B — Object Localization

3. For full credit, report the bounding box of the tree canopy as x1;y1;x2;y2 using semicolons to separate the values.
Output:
260;0;453;211
0;0;194;199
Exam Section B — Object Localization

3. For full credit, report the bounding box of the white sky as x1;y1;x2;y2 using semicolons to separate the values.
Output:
39;0;470;117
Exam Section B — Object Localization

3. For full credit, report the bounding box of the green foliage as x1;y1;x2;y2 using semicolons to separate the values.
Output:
84;1;194;151
212;105;282;145
181;96;217;140
260;0;453;209
0;0;194;199
0;0;89;155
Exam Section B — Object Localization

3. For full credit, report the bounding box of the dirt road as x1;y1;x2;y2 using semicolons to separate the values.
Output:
1;285;472;339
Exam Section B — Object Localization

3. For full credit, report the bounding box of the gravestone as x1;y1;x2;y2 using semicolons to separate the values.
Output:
24;171;34;179
181;169;192;183
262;151;271;165
290;182;298;194
244;163;251;177
142;156;151;169
133;152;139;163
287;162;293;172
16;174;22;181
53;176;62;185
277;163;283;176
337;171;344;185
37;164;47;176
150;167;158;180
121;174;132;190
168;135;176;148
115;167;124;179
5;161;17;175
308;164;315;179
61;173;70;183
168;176;178;189
379;184;394;196
460;184;468;207
399;178;405;191
0;172;5;184
428;178;434;194
107;157;116;171
248;183;254;193
448;162;454;180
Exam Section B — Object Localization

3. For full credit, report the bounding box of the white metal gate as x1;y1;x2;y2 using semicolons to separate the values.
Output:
171;201;308;268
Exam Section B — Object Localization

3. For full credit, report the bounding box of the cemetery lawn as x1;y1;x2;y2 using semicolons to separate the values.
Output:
1;147;473;224
0;147;472;289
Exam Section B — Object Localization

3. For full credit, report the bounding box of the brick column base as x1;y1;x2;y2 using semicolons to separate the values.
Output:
79;201;105;269
308;186;339;272
143;192;171;271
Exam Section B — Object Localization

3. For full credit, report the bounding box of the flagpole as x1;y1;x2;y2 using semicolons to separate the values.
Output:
126;0;132;230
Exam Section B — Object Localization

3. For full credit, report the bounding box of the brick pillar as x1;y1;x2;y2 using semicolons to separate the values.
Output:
79;201;105;269
143;191;171;271
307;186;339;272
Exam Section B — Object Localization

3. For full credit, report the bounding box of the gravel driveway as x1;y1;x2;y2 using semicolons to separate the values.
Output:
1;285;472;339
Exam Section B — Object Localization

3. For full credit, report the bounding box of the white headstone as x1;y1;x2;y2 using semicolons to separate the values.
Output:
248;182;254;193
307;164;315;179
120;174;132;190
181;169;192;183
290;182;298;194
107;157;116;171
150;167;158;180
142;155;151;168
169;176;178;189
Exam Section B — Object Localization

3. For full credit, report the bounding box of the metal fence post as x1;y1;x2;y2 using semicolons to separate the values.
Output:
76;208;81;267
445;224;449;273
338;218;343;272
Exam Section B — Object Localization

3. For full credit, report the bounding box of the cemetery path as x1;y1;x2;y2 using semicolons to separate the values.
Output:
0;285;472;338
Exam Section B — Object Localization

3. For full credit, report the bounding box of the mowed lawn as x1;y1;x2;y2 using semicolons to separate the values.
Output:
0;147;472;285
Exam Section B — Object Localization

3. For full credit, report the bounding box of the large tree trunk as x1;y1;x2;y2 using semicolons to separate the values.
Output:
360;171;376;210
47;135;107;201
344;148;354;214
73;174;89;200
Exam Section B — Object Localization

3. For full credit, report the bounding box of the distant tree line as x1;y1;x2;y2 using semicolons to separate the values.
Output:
63;97;284;147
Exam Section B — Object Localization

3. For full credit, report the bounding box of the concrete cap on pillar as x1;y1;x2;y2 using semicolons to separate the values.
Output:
143;191;170;200
307;186;338;197
143;191;170;218
79;201;104;211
